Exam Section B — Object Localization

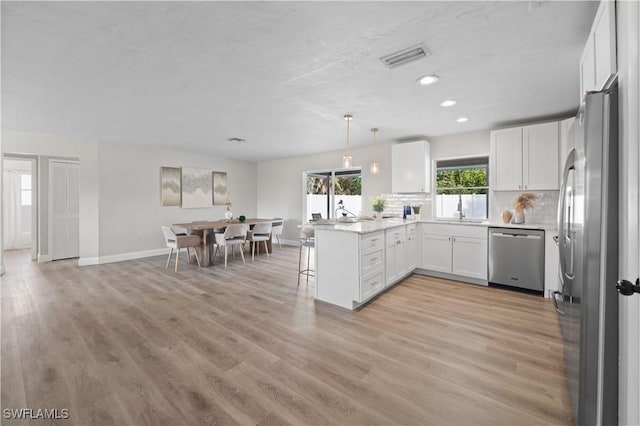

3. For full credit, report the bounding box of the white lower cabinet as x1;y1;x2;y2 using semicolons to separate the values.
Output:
385;226;407;286
405;224;418;271
451;236;488;280
315;223;419;310
419;223;488;282
421;234;451;273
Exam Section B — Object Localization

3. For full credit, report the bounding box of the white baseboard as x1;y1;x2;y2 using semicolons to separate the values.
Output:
38;254;52;263
78;248;167;266
277;239;299;247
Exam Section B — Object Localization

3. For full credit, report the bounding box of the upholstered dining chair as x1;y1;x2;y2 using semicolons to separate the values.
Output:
213;223;249;267
246;222;272;261
161;226;202;272
270;219;284;249
298;227;315;287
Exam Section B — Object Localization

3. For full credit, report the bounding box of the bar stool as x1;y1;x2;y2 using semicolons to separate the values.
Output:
298;227;315;287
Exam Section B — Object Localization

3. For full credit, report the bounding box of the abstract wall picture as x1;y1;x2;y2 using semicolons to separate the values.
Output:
212;171;228;205
181;167;213;208
160;167;181;206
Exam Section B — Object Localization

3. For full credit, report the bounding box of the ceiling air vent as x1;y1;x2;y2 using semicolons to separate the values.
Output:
380;43;431;69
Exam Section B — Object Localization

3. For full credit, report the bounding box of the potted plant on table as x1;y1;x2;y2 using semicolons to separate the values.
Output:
370;196;386;221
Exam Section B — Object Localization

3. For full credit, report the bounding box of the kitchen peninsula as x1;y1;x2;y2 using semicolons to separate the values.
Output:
313;219;418;310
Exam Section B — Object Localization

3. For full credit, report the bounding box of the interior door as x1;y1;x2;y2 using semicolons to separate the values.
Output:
50;160;79;260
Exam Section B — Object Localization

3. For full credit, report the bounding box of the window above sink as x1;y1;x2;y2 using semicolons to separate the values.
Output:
435;156;489;221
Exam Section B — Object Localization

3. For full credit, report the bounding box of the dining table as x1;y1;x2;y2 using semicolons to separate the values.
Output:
172;218;280;267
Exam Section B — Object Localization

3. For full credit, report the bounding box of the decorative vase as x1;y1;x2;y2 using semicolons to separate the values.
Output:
512;210;525;224
502;210;513;224
224;210;233;220
375;212;383;221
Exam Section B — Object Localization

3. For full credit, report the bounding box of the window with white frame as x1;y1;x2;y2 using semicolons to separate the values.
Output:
304;169;361;221
435;156;489;220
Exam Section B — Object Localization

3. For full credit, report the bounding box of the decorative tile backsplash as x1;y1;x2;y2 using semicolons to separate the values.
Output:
378;190;558;225
489;190;559;225
380;193;432;218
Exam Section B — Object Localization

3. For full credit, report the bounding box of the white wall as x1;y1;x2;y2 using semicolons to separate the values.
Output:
2;131;97;261
1;132;257;264
96;142;257;259
428;129;491;160
257;144;392;242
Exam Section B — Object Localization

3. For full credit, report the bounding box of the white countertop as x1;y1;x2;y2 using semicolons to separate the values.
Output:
310;218;416;234
310;218;557;233
419;219;557;231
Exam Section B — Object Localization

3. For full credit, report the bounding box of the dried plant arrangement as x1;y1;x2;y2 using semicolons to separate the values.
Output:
513;192;538;212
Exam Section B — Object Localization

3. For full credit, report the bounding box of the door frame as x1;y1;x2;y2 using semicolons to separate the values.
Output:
2;154;38;261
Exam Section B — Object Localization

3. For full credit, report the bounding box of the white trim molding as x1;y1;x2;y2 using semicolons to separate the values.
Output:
37;254;52;263
78;248;167;266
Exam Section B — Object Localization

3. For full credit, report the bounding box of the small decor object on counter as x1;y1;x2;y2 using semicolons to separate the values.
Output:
370;196;385;221
238;215;246;223
412;205;421;216
403;205;411;219
501;210;513;224
224;193;233;221
512;192;538;224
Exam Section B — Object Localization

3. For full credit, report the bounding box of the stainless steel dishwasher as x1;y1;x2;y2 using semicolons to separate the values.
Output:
488;227;544;292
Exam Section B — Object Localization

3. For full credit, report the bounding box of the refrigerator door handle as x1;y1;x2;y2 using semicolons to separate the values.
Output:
558;148;577;285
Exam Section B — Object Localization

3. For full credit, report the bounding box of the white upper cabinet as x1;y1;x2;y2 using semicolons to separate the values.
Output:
392;140;431;193
490;127;523;191
523;122;560;190
491;121;559;191
580;0;616;98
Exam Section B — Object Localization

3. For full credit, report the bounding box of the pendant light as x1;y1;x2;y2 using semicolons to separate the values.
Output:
370;128;380;175
342;114;353;168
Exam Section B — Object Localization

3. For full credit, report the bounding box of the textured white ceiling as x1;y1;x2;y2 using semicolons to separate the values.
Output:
1;1;598;161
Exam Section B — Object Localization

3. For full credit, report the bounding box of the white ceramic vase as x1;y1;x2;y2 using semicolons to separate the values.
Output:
512;210;525;224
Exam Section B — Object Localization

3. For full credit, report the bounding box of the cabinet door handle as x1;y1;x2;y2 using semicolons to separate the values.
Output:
370;257;377;262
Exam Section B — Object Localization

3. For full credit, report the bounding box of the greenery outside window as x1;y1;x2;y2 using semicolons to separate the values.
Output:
435;156;489;220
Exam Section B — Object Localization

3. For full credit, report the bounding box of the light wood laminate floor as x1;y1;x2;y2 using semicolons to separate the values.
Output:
1;248;573;425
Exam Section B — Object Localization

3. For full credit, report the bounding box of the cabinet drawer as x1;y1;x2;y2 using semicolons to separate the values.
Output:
406;223;417;236
385;226;406;241
360;246;384;275
360;231;384;251
360;269;385;301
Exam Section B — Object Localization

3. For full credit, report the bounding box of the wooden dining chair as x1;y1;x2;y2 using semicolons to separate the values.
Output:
213;223;249;267
161;226;201;272
247;222;272;261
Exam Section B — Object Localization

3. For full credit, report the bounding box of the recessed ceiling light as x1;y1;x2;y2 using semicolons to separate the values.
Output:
456;117;469;123
440;99;457;107
417;74;439;86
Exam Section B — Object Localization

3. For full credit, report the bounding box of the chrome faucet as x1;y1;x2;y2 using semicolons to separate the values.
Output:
457;194;465;220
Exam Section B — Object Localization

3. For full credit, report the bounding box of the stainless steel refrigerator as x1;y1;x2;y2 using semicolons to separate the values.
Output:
555;76;619;426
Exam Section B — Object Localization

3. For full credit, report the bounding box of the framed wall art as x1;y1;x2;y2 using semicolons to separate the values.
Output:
160;166;181;206
181;167;213;208
212;171;228;205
